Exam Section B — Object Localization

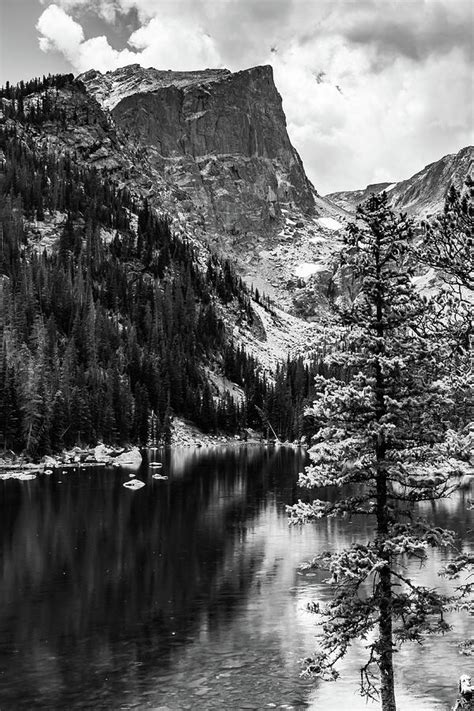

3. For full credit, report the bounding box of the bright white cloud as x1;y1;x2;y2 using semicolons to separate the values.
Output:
36;0;474;193
275;42;473;193
77;36;135;73
128;17;220;70
36;4;137;72
36;4;84;61
37;5;221;74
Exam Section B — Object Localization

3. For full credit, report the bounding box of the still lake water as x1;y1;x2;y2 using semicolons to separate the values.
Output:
0;446;472;710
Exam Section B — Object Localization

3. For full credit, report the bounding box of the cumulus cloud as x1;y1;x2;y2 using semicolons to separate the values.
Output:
36;4;137;72
37;3;220;73
275;43;473;193
37;4;84;61
127;17;220;70
36;0;474;193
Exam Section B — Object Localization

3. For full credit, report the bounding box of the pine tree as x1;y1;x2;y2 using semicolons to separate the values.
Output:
420;183;474;625
288;193;470;710
419;181;473;291
417;181;473;355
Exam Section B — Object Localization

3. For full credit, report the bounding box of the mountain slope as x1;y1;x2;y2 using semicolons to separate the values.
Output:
0;73;330;455
326;146;474;217
76;64;354;312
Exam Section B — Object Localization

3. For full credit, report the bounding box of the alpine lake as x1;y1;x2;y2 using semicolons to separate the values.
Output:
0;446;472;710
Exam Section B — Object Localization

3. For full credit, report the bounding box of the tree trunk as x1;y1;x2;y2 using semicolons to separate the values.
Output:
379;565;397;711
376;463;397;711
374;226;397;711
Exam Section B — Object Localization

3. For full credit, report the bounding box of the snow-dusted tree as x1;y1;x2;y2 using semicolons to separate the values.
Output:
420;180;473;292
288;193;472;711
419;181;474;630
417;180;473;355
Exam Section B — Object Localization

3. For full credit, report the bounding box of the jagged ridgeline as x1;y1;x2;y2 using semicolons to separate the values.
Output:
0;73;321;454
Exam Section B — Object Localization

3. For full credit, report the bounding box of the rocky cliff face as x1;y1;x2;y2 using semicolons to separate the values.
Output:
80;64;315;236
326;146;474;217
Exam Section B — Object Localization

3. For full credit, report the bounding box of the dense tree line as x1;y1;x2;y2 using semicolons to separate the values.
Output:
222;344;347;440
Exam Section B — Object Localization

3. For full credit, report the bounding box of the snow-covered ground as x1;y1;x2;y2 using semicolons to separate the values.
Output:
294;262;325;279
316;216;343;230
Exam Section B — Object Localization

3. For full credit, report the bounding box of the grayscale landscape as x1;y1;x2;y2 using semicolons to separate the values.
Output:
0;1;472;709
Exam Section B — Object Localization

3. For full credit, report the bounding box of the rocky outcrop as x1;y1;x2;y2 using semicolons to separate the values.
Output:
80;64;315;236
326;146;474;218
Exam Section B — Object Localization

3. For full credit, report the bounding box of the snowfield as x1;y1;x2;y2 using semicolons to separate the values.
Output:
316;217;343;231
294;262;325;279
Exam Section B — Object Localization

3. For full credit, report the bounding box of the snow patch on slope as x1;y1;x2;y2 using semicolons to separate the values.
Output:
317;217;342;231
294;263;325;279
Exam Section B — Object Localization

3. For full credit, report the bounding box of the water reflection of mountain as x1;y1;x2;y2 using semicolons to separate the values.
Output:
0;447;306;709
0;447;471;710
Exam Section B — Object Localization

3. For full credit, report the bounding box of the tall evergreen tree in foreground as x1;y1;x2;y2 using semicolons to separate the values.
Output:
288;193;471;710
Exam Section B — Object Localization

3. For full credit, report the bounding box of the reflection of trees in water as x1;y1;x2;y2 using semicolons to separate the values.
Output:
0;447;306;708
297;481;473;547
1;448;466;709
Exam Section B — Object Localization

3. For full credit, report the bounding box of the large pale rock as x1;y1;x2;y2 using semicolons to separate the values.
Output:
42;455;60;468
123;478;145;490
93;443;114;463
112;447;142;468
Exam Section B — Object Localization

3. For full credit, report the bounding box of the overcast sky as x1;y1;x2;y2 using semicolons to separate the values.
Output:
1;0;472;193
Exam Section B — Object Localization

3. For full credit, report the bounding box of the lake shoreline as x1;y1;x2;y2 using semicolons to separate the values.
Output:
0;421;307;473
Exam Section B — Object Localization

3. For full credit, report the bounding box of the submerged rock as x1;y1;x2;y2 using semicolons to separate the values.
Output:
123;478;145;490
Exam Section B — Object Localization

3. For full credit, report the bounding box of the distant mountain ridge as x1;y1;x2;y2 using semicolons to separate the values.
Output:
326;146;474;217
